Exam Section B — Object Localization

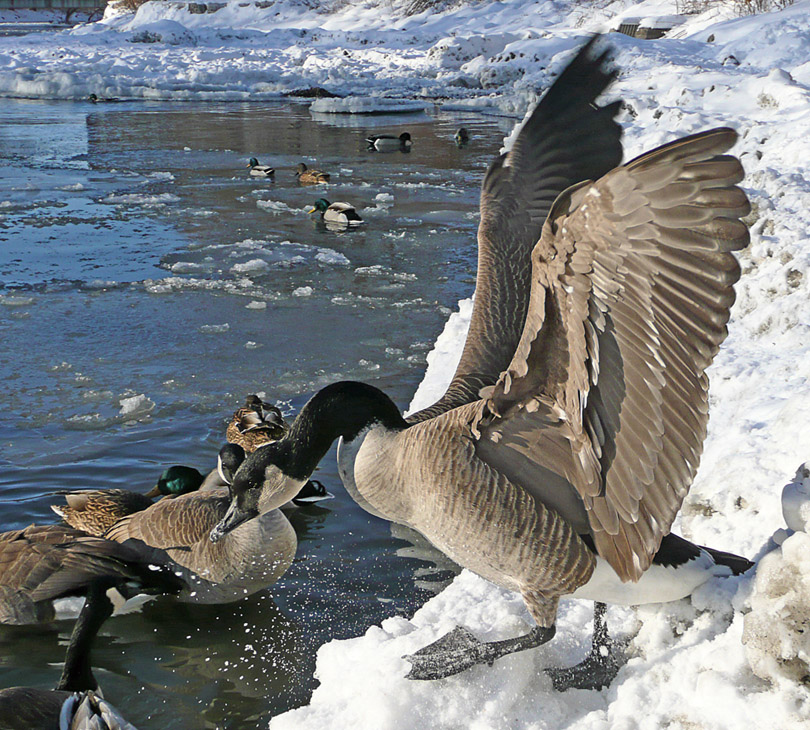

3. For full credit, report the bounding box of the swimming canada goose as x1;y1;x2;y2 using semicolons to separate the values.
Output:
366;132;411;152
246;158;275;177
0;581;137;730
308;198;363;226
211;37;753;688
226;395;288;452
295;163;331;184
454;128;469;147
105;481;296;604
0;524;182;625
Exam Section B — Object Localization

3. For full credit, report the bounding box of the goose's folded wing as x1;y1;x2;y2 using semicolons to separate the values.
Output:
0;525;154;601
409;36;622;423
475;128;750;581
105;491;226;549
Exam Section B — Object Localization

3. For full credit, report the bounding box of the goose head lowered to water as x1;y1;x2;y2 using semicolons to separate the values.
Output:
211;36;753;689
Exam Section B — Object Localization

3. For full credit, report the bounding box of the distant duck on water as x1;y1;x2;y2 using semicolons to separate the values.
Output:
454;127;469;147
226;394;288;452
296;163;331;185
246;158;275;177
366;132;411;152
308;198;363;226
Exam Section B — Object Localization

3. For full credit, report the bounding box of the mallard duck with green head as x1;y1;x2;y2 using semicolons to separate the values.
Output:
51;465;206;538
246;158;275;177
308;198;363;226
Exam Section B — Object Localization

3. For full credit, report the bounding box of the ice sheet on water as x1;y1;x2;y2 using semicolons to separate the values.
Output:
310;97;428;115
102;192;180;205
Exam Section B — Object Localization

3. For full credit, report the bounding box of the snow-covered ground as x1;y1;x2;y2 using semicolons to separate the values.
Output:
5;0;810;727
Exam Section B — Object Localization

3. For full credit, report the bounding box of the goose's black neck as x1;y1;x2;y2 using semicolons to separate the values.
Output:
277;381;407;480
56;582;114;692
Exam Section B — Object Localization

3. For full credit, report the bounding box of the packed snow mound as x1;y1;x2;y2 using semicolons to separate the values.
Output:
743;529;810;686
782;463;810;533
128;19;198;45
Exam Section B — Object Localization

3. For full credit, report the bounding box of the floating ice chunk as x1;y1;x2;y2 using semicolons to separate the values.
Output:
231;259;269;274
257;200;298;214
146;171;175;182
246;300;267;309
374;192;394;203
0;295;35;307
103;192;180;205
316;249;350;266
57;182;86;192
245;341;261;349
170;262;205;273
199;324;229;334
293;287;313;297
119;394;154;416
743;529;810;684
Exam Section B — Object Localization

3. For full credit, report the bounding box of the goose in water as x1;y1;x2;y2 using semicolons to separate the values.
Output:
366;132;411;152
0;581;138;730
104;469;296;604
295;162;331;185
454;127;469;148
246;158;274;177
211;37;753;688
0;524;182;625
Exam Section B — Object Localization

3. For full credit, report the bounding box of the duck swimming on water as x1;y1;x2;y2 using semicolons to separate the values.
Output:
212;37;753;689
246;158;275;177
366;132;411;152
308;198;363;226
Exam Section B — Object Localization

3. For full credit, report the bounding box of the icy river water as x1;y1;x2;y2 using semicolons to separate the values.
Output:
0;98;512;727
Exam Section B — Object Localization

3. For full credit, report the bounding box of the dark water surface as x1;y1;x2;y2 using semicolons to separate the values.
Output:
0;98;511;727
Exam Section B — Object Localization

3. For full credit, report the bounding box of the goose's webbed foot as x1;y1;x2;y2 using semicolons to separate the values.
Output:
404;624;555;680
545;602;625;691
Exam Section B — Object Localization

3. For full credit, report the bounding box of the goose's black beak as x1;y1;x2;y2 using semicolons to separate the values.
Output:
210;501;257;543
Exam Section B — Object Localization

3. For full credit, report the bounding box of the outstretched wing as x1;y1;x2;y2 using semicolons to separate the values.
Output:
475;128;750;581
409;36;622;423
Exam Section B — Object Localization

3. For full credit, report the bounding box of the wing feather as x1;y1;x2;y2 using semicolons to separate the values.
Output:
409;36;622;423
475;127;749;580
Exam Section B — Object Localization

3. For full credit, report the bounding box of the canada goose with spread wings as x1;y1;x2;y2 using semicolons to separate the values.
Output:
210;37;753;688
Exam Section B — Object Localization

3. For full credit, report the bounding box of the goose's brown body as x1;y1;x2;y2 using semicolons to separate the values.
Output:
106;489;295;603
216;38;752;668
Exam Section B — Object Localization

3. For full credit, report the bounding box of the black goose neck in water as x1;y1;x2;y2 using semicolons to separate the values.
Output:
56;582;115;693
279;381;407;480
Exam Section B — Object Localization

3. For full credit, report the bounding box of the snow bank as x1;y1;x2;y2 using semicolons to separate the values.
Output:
743;529;810;687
